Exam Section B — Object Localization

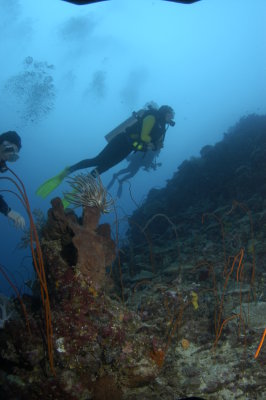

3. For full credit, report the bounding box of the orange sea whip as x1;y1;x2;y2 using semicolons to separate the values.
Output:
254;327;266;359
0;167;55;375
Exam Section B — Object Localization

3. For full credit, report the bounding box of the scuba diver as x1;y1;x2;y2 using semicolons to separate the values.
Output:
36;104;175;200
107;148;162;198
0;131;26;229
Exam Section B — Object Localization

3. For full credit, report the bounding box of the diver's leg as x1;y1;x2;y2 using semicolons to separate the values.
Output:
118;161;140;182
68;157;98;173
93;133;132;174
106;166;131;190
116;167;139;197
68;133;132;175
118;171;136;183
106;175;116;190
117;182;123;198
115;166;131;177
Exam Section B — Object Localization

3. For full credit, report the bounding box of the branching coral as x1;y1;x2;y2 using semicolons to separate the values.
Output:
64;173;113;213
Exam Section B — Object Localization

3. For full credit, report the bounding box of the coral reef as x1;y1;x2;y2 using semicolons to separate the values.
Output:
0;295;16;329
128;114;266;243
115;114;266;398
1;114;266;399
0;198;159;399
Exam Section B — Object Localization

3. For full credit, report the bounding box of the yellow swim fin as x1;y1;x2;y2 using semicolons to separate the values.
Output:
61;188;77;209
61;197;71;209
36;167;70;199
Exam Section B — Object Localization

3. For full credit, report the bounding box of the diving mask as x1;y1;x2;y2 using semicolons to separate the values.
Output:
166;110;176;127
0;141;19;162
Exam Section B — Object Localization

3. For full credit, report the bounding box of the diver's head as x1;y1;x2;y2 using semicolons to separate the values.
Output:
158;105;175;126
0;131;21;163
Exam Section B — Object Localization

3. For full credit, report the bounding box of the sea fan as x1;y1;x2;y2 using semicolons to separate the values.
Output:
64;173;113;213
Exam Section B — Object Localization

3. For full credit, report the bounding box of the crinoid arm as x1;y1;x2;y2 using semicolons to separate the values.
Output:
63;172;114;214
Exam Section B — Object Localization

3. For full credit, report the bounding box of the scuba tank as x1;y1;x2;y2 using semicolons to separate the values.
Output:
105;102;159;143
105;109;145;143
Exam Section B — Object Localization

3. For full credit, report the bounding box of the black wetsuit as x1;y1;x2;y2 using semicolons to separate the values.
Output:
0;161;10;216
68;110;167;175
0;131;21;217
0;195;9;216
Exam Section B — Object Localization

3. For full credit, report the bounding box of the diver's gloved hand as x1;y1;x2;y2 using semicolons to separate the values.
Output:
36;167;70;199
7;210;26;229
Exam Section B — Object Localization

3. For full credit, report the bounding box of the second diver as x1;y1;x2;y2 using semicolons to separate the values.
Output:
36;104;175;200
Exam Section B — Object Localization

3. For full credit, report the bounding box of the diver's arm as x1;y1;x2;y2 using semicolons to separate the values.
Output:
140;115;156;144
0;195;25;228
0;194;10;216
7;210;26;229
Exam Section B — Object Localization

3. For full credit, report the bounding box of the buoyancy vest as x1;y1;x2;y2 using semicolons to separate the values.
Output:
126;110;166;151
